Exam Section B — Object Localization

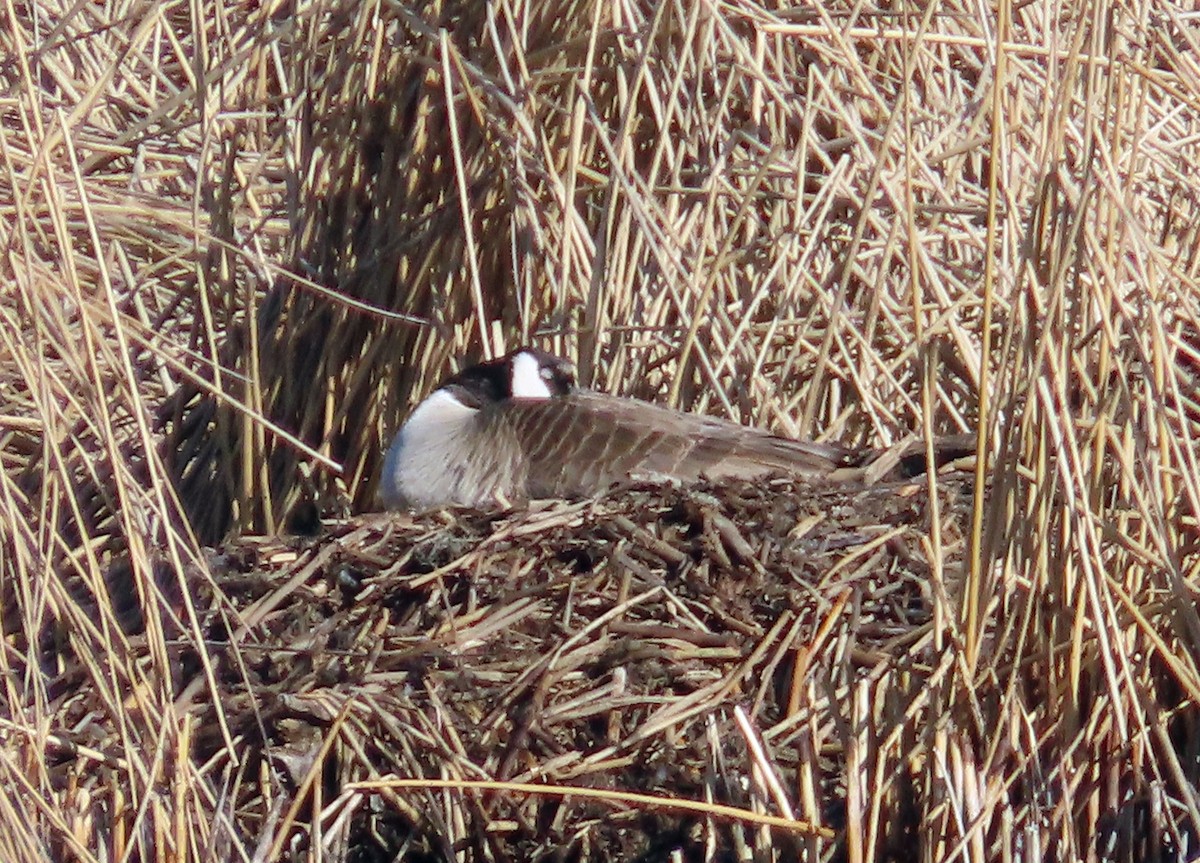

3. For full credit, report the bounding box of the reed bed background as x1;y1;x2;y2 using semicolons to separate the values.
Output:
1;0;1198;860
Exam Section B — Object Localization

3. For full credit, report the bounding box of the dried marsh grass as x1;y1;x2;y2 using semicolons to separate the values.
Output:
1;0;1199;861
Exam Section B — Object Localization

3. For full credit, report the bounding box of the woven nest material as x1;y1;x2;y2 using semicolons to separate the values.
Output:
176;474;975;860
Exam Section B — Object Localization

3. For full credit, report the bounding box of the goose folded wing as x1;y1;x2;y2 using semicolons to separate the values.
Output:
502;391;859;498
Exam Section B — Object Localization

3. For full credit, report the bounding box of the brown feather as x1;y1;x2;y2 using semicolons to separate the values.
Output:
486;391;862;499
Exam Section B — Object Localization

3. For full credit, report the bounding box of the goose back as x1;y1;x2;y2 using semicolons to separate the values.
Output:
498;391;860;499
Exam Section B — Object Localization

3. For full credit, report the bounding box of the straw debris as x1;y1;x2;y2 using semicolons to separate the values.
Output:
189;475;977;860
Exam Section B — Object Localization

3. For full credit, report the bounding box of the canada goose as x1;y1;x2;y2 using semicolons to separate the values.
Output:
379;348;961;511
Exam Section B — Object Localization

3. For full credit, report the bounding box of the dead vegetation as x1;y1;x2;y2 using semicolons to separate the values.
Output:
2;0;1199;861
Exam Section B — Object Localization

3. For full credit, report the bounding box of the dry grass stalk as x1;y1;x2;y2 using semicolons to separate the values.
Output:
0;0;1198;860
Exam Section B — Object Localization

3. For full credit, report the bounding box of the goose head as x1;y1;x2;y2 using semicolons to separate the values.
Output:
449;348;574;404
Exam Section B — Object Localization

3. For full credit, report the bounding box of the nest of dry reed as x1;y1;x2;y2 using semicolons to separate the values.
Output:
162;474;983;860
3;0;1200;861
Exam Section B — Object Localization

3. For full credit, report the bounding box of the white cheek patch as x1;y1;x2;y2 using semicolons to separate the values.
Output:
509;351;553;399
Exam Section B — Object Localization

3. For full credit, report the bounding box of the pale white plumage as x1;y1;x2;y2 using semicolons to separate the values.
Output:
379;390;488;510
